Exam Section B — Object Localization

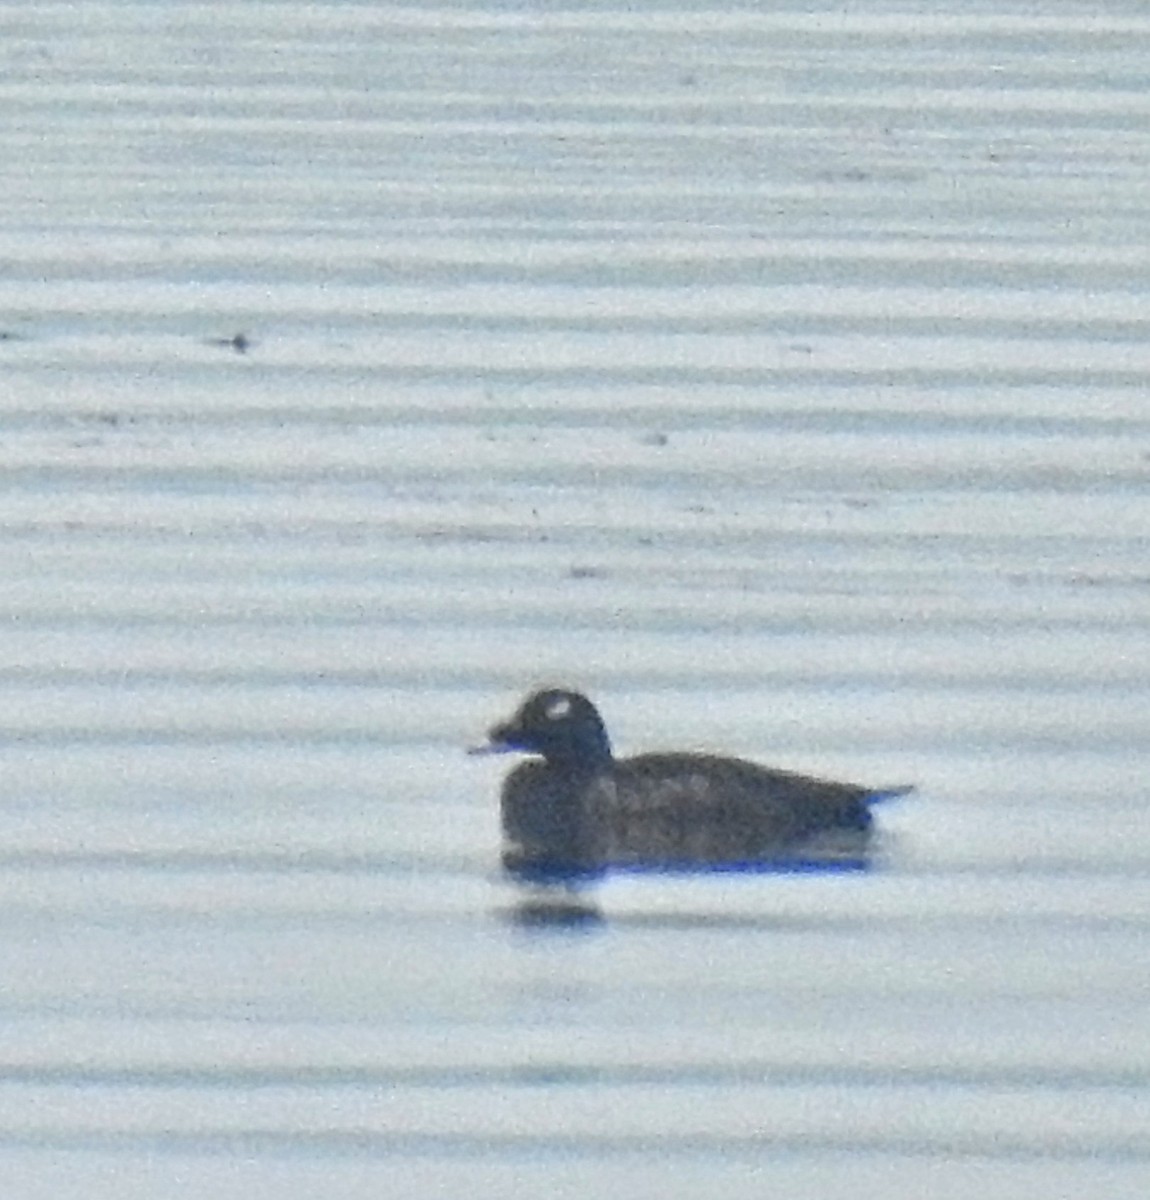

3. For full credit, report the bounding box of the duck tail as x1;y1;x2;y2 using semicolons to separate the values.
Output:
864;783;916;806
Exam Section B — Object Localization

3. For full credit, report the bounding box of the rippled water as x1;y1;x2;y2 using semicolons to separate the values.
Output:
2;3;1149;1197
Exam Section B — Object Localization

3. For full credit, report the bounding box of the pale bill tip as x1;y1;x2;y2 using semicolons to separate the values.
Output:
467;741;512;756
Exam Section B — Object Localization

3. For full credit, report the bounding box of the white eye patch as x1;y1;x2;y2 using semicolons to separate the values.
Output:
544;695;572;720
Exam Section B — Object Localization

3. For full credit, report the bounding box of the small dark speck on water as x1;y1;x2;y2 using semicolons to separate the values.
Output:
206;332;251;354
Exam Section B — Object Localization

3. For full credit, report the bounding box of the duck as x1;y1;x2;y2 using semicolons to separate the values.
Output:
471;687;913;882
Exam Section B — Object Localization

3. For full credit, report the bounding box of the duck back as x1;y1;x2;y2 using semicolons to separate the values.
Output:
591;752;877;866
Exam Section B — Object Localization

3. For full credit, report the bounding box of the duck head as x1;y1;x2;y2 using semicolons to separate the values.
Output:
471;688;613;769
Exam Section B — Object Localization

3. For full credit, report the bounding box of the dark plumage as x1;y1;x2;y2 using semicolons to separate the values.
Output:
471;688;913;882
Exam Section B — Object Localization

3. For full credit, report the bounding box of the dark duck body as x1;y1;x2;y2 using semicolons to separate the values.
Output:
472;688;913;882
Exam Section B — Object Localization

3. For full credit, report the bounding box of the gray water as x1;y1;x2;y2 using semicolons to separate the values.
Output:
1;3;1149;1196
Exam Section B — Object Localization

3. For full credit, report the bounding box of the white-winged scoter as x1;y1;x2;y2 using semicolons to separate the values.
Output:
471;688;913;882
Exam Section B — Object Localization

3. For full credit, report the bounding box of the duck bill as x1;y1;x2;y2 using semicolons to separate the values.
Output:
466;739;516;756
466;720;524;756
467;724;524;755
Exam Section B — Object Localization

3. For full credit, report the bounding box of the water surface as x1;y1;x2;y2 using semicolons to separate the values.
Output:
1;2;1149;1196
